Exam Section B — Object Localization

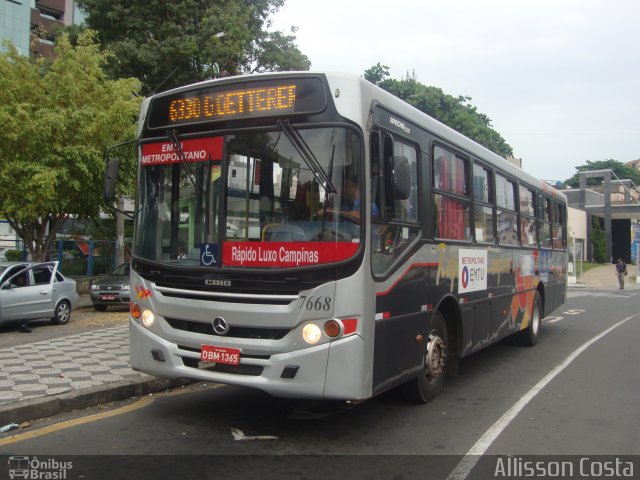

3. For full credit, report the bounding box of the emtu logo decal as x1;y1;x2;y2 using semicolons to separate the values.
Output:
461;265;469;289
458;249;488;293
135;286;151;299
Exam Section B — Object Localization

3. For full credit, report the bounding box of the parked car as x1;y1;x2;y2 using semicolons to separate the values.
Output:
0;261;79;326
89;263;130;311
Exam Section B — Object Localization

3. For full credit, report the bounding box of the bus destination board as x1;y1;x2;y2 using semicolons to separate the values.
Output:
147;77;327;129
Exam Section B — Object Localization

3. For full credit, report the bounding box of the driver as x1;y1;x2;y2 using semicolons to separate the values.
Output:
339;178;379;217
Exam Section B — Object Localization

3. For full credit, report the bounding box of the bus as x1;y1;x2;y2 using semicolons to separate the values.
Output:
104;72;567;403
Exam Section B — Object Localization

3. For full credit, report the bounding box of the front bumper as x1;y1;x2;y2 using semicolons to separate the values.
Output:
129;318;365;400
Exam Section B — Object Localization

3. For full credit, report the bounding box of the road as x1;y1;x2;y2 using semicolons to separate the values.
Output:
1;288;639;479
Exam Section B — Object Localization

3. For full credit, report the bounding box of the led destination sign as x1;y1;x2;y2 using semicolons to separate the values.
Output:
147;77;327;129
170;85;296;122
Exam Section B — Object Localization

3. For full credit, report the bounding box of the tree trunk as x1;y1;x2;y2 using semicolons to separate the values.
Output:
8;214;67;262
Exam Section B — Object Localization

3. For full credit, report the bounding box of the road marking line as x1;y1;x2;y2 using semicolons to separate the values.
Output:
0;396;154;447
544;316;564;324
447;312;640;480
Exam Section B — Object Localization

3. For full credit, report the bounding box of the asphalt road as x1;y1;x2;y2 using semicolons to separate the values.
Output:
1;289;639;479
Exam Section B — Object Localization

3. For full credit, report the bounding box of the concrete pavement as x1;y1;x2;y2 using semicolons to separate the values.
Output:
0;296;189;427
0;265;635;428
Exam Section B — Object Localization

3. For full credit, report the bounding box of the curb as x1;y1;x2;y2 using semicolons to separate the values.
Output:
0;376;192;426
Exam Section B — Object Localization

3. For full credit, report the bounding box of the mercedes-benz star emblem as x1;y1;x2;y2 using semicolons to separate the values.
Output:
212;317;229;336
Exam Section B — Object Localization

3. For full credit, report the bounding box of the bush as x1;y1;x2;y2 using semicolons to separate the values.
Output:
591;219;606;263
4;249;22;261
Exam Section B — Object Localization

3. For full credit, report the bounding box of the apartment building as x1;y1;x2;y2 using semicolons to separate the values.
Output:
0;0;83;57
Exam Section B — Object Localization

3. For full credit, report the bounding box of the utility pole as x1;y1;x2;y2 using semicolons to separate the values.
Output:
116;197;125;266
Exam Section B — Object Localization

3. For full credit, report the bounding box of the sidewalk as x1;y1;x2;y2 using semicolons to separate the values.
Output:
571;263;638;290
0;296;189;427
0;268;632;429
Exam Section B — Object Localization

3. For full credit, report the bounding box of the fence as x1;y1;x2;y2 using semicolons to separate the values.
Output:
1;239;127;276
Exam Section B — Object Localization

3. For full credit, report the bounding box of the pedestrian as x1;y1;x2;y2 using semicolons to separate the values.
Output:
615;258;628;290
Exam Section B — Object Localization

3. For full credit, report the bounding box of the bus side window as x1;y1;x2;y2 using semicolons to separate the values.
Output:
433;146;471;241
371;134;420;275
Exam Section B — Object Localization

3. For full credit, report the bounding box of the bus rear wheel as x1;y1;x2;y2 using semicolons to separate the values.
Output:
402;311;448;403
518;291;542;346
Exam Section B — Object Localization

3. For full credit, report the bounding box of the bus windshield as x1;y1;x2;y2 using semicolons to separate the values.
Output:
133;126;363;268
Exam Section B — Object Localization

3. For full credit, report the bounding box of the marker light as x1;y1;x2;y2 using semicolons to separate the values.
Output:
131;303;142;319
142;309;155;328
324;320;341;338
302;323;322;344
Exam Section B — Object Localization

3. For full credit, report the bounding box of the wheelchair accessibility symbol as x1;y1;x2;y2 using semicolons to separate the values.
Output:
200;243;218;266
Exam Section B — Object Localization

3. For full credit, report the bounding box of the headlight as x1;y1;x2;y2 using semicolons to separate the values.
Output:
141;309;155;327
91;284;99;291
122;284;130;291
302;323;322;345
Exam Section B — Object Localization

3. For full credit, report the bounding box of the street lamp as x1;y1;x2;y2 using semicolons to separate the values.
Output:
208;31;226;79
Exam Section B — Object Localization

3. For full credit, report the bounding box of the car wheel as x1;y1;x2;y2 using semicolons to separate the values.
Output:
51;300;71;325
94;305;108;312
518;291;542;346
401;311;448;403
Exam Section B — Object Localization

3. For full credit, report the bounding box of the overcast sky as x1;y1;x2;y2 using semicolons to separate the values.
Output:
271;0;640;182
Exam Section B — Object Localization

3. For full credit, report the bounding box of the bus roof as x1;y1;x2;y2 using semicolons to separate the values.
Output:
147;71;566;201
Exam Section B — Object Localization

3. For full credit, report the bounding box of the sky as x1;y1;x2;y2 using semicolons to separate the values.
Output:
270;0;640;183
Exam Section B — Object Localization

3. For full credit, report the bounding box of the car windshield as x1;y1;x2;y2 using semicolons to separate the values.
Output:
112;264;130;276
133;126;363;268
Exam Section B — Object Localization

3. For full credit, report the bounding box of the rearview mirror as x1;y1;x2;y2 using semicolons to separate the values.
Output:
103;157;120;203
392;156;411;200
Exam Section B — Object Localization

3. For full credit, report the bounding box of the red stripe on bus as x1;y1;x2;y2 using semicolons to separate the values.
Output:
376;262;439;297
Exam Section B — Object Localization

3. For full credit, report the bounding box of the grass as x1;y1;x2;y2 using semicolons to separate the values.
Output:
578;261;604;274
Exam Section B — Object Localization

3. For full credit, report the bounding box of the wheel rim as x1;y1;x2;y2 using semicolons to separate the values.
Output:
57;302;70;323
425;331;447;384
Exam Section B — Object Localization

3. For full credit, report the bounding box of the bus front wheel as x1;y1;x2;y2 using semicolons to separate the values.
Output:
403;311;448;403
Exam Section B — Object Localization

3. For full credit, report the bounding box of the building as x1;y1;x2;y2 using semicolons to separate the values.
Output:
561;170;640;264
624;158;640;171
0;0;84;57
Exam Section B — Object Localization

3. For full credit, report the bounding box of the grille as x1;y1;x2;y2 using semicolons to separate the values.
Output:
158;290;293;305
166;317;290;340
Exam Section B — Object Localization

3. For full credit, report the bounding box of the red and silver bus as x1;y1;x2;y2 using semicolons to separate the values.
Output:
105;72;567;402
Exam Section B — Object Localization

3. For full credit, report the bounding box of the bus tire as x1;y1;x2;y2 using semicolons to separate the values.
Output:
518;291;542;346
402;311;448;403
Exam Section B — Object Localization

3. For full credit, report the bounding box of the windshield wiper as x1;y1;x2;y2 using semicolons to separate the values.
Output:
277;120;336;194
168;129;205;195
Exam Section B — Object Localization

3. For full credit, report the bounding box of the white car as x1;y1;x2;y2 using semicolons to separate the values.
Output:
0;261;79;326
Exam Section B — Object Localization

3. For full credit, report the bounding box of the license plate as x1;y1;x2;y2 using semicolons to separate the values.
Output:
100;294;116;301
200;345;241;365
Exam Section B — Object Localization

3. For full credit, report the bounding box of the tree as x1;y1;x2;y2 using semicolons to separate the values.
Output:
0;31;141;261
591;217;606;263
564;159;640;188
363;62;390;85
75;0;311;95
363;66;513;158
